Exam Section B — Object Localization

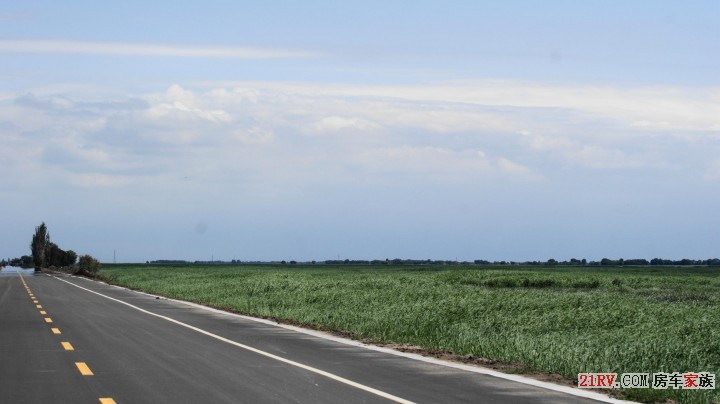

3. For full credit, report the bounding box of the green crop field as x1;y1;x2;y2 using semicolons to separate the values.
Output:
100;264;720;403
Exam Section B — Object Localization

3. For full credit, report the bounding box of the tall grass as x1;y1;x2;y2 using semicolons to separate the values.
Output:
101;264;720;403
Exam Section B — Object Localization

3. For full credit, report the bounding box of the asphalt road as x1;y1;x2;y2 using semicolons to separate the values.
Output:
0;267;621;403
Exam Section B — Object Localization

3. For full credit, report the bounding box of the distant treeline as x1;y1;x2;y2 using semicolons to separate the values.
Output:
1;222;99;276
323;258;720;266
140;258;720;267
3;255;33;268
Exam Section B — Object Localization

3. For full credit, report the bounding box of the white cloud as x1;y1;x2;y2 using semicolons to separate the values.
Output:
205;87;259;104
232;127;274;144
233;80;720;133
497;158;536;177
354;104;521;134
355;146;489;177
145;101;231;123
309;116;381;135
143;84;231;123
15;93;75;110
571;146;646;169
353;146;538;182
520;131;647;169
0;39;318;59
164;84;196;106
4;79;719;198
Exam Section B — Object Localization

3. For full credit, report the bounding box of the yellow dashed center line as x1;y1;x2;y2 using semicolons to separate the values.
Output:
75;362;94;376
21;276;113;402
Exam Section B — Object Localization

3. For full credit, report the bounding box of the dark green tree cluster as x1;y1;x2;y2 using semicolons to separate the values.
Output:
30;222;50;270
7;256;33;268
29;222;77;270
649;258;720;266
47;243;78;268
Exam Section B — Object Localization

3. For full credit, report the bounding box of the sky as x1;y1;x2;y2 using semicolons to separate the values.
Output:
1;1;719;263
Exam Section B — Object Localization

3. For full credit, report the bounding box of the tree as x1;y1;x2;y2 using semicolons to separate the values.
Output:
45;244;78;268
77;255;101;277
30;222;50;271
46;242;63;267
62;250;78;267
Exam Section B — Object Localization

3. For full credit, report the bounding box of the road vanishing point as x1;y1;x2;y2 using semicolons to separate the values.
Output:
0;267;626;403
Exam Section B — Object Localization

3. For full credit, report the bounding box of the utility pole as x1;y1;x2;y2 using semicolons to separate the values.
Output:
114;250;116;264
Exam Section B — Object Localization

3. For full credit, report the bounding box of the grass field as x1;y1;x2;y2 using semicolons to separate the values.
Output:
100;264;720;403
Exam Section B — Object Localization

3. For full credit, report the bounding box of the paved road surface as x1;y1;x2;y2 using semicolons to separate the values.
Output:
0;267;620;403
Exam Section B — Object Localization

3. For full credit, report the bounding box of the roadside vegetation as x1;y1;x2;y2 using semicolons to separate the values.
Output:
102;264;718;403
12;222;99;276
77;254;101;277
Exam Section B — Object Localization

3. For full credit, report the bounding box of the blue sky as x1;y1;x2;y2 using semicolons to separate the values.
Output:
1;1;719;262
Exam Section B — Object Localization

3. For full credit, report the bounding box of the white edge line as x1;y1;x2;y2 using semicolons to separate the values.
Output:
58;274;635;404
51;275;414;404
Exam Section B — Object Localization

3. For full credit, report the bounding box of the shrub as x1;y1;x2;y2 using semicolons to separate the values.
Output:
77;255;101;277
